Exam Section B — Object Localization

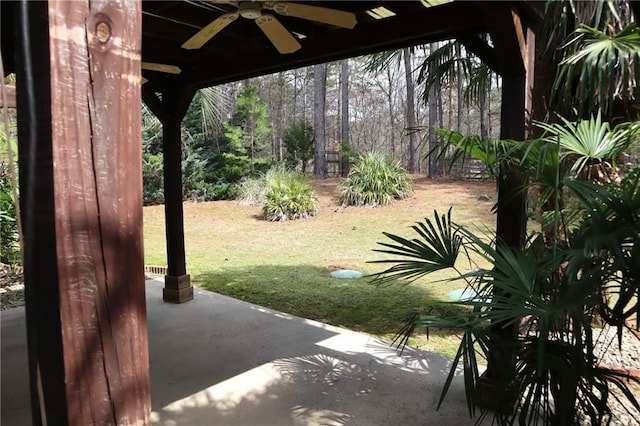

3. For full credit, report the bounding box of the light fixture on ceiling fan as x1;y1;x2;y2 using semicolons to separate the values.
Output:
182;1;357;54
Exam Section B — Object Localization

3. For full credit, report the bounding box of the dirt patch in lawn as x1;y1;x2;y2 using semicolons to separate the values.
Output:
311;175;496;209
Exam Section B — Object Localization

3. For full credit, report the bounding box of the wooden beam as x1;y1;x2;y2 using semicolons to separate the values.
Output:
496;75;527;247
457;34;499;74
179;2;487;88
478;2;527;77
15;0;150;423
142;82;195;303
475;72;528;415
475;5;532;411
525;26;536;135
141;86;164;119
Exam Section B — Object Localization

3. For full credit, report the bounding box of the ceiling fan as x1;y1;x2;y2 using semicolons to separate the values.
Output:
182;1;357;54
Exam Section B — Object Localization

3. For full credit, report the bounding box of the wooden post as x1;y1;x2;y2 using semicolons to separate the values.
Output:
14;0;151;423
474;4;531;414
494;8;528;249
142;85;196;303
496;75;527;248
162;113;193;303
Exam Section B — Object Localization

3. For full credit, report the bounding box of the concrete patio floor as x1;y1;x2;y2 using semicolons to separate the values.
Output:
2;278;484;425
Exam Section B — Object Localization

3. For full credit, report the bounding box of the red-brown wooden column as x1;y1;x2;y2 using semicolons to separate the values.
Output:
14;0;151;423
474;3;534;414
142;85;196;303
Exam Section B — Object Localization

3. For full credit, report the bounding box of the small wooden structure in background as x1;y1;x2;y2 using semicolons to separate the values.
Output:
325;140;343;176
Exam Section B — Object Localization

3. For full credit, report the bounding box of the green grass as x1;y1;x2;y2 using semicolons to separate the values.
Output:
144;177;497;358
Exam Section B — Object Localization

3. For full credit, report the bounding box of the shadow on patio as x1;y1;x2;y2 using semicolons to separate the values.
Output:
2;279;484;425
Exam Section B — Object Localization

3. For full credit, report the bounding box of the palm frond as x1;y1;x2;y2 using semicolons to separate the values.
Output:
552;23;640;117
427;128;523;178
363;50;404;73
536;112;636;178
369;208;461;286
198;86;228;138
463;62;493;106
416;40;459;93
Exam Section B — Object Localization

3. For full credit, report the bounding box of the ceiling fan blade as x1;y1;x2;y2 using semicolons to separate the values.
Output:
255;14;301;54
268;2;356;29
182;13;238;50
141;62;182;74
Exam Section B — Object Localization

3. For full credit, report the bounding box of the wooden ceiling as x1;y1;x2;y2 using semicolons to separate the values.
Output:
139;0;541;90
2;1;542;91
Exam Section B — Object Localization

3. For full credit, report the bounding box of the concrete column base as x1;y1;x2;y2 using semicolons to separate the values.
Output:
163;274;193;303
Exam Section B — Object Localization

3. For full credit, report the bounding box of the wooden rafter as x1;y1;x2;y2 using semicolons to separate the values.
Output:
477;2;527;77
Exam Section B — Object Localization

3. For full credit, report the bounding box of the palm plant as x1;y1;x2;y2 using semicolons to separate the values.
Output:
537;111;637;181
370;167;640;424
339;152;413;207
549;3;639;119
373;3;640;422
431;112;639;236
261;165;319;221
236;164;319;221
416;40;494;109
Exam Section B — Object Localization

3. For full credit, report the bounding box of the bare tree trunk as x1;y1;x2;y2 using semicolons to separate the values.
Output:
428;86;439;178
480;81;489;139
404;48;418;173
278;72;286;160
314;63;327;179
428;43;441;178
386;66;396;160
293;69;299;122
456;44;464;133
340;59;351;177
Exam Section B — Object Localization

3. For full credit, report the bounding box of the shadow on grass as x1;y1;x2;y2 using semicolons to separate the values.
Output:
193;264;470;339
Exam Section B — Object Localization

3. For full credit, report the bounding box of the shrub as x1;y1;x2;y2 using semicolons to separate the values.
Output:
0;163;20;264
237;175;267;206
339;153;413;206
282;121;314;172
238;165;319;221
142;153;164;205
263;177;319;222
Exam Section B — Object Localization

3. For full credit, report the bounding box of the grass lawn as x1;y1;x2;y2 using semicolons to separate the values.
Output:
144;176;498;358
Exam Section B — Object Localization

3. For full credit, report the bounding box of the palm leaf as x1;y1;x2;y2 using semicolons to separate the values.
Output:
552;23;640;117
536;112;636;179
416;40;459;95
427;128;523;178
369;208;461;285
198;86;227;138
363;49;405;73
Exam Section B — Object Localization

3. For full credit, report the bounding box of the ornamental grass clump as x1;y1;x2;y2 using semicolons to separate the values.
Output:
237;174;266;206
261;166;319;222
339;153;413;207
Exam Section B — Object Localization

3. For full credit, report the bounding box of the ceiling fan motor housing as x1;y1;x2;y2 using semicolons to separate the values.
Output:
238;1;262;20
